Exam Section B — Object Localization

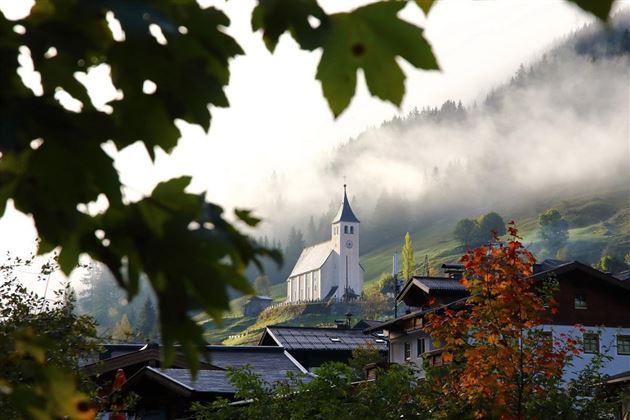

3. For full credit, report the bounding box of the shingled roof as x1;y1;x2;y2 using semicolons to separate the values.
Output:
260;325;387;351
121;346;309;397
396;276;468;307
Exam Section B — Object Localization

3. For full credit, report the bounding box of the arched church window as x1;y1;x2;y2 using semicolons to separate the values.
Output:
344;226;348;234
350;226;354;234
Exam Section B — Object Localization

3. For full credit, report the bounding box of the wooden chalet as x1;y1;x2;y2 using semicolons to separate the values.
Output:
365;260;630;379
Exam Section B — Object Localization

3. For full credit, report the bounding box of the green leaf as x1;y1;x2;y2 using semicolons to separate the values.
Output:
566;0;615;21
235;209;261;227
316;1;439;117
252;0;326;52
58;238;80;275
415;0;436;16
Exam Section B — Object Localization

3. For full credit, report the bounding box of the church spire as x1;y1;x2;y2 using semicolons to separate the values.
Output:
332;184;360;223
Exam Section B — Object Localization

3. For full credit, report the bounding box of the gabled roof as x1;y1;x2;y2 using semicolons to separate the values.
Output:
332;186;360;223
122;347;310;397
396;276;468;306
376;260;630;333
353;319;384;330
364;297;470;333
530;260;630;292
260;325;387;352
80;344;218;376
289;240;333;278
533;259;567;274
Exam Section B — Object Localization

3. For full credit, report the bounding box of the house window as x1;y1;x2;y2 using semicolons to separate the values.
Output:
404;342;411;361
617;335;630;355
574;294;587;310
417;338;425;357
583;333;599;354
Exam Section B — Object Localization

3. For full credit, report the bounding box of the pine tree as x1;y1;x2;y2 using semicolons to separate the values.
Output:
402;232;414;280
112;314;134;342
137;297;157;340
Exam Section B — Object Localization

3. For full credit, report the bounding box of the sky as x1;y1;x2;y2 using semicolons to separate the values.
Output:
0;0;625;292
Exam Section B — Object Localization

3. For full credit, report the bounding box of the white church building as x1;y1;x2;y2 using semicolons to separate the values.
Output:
286;186;364;303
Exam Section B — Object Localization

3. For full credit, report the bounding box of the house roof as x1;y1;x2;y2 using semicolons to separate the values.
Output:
605;369;630;385
613;270;630;281
289;240;333;278
260;325;388;352
375;259;630;333
533;259;567;274
530;260;630;292
396;276;468;306
122;347;310;397
332;186;360;224
246;295;273;302
205;346;307;372
353;319;384;330
81;344;311;376
364;297;470;333
79;344;218;376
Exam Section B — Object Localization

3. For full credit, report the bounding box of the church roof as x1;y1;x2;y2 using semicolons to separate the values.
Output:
289;240;334;278
332;185;360;223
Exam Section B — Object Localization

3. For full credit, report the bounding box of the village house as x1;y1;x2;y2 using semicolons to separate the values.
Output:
286;185;364;302
242;295;273;316
365;260;630;380
259;322;387;371
80;343;310;418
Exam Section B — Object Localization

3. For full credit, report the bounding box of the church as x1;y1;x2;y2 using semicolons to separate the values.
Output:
286;186;364;303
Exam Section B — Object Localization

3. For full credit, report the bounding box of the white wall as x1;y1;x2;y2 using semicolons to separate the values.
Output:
541;324;630;379
388;330;435;378
386;325;630;380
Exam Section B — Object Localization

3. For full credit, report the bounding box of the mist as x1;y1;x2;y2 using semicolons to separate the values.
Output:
246;17;630;252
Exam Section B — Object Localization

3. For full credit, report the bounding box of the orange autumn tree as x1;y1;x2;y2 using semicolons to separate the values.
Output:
424;223;579;419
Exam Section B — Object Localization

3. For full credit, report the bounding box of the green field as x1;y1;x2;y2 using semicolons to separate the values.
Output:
201;189;630;344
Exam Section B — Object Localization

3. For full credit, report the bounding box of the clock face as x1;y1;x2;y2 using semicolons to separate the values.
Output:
346;240;353;249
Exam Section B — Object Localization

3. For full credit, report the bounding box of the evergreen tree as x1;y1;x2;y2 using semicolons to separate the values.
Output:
137;297;157;340
402;232;414;280
112;314;134;342
306;216;318;244
282;228;305;280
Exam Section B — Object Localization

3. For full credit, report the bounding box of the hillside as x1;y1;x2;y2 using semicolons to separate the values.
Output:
202;16;630;344
202;187;629;344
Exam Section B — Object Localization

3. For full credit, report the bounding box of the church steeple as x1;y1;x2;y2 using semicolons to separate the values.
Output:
332;184;360;223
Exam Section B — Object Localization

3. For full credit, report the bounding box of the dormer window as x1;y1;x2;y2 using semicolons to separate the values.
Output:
574;294;587;310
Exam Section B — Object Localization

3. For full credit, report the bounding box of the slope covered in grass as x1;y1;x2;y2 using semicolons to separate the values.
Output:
202;188;629;344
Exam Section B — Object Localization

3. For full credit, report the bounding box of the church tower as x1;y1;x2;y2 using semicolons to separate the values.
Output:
331;185;362;300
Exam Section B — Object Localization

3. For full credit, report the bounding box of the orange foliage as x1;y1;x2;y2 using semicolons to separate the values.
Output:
424;223;579;419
